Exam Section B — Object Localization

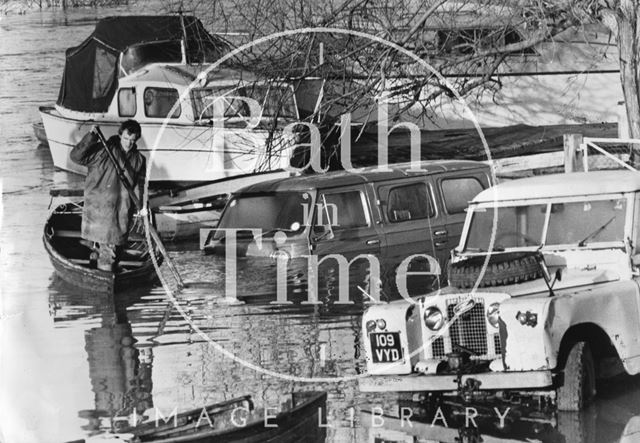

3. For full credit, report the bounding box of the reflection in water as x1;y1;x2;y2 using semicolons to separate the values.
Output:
80;303;153;433
359;380;640;443
50;282;154;434
47;278;366;441
42;245;640;443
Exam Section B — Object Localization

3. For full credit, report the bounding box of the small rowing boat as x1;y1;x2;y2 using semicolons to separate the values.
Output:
43;201;160;293
68;391;327;443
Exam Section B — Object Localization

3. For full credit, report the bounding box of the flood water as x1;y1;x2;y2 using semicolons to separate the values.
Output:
2;5;640;443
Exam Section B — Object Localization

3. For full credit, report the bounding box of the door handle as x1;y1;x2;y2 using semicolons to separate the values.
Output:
434;230;447;236
366;239;380;245
434;241;447;247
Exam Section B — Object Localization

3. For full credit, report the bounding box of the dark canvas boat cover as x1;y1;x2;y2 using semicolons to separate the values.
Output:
57;15;230;112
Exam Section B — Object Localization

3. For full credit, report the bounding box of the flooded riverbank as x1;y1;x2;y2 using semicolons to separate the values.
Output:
0;9;372;442
2;5;640;443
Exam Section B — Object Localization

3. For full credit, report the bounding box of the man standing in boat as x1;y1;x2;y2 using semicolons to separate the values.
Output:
71;120;146;272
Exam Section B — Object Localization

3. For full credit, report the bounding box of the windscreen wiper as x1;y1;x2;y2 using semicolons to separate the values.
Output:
578;216;616;247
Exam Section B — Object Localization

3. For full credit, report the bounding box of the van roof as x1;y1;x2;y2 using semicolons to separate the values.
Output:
235;160;489;193
473;170;640;203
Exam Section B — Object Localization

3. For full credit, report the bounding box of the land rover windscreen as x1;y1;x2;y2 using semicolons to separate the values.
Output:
460;196;627;254
447;193;629;288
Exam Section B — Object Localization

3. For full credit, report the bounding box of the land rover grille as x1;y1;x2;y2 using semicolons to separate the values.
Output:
429;297;502;359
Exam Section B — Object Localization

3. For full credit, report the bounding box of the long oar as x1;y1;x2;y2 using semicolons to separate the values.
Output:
94;126;185;289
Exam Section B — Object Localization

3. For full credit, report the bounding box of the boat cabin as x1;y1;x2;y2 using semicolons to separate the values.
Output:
57;64;299;129
41;15;302;182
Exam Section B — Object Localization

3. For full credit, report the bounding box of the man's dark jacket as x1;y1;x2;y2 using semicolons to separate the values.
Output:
70;132;146;245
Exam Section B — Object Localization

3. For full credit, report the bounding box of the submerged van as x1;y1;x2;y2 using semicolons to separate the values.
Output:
204;160;492;301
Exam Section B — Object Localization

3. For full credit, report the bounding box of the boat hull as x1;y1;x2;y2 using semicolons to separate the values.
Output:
154;208;220;241
39;106;292;182
43;202;160;293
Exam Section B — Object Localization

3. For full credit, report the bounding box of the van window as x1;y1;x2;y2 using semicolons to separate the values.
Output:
316;191;369;230
144;87;181;118
214;192;310;239
387;183;434;222
441;177;484;214
118;88;136;117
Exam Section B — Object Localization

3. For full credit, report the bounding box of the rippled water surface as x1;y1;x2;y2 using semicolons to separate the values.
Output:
2;6;640;443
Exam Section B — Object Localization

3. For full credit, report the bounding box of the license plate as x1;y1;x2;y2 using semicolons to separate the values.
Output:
370;332;403;363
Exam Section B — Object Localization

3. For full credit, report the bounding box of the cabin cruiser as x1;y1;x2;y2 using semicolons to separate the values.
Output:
39;15;300;183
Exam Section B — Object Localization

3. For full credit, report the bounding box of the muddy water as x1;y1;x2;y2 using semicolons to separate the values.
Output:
1;6;640;443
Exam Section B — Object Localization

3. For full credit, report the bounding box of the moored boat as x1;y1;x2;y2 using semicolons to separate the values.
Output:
154;199;223;242
43;201;160;293
39;15;300;183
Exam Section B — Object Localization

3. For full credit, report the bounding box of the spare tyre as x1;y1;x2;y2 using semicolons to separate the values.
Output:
448;251;542;288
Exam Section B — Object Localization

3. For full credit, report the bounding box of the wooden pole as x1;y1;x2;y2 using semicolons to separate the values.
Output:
563;133;583;173
94;126;185;288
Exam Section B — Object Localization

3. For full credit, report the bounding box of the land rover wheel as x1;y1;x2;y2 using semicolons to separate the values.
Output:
557;341;596;411
448;251;541;288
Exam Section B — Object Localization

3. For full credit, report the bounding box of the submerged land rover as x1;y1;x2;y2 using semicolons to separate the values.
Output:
361;170;640;410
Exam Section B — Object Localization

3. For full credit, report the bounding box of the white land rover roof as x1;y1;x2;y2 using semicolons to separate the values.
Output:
473;170;640;203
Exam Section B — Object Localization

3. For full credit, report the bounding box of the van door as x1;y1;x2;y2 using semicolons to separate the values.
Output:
376;178;447;296
309;186;382;301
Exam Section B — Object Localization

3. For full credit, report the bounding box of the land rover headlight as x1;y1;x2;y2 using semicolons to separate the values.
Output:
423;306;444;331
486;303;500;328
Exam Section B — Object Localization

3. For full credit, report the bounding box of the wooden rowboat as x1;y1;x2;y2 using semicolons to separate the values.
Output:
43;202;160;293
69;391;327;443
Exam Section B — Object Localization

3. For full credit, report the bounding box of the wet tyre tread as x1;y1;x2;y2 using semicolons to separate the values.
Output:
557;341;596;411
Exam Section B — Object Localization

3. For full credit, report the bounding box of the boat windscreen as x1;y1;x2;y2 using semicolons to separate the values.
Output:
191;84;297;121
247;85;297;119
192;87;250;120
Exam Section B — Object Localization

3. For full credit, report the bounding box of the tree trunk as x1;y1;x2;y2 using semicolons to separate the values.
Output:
616;1;640;165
